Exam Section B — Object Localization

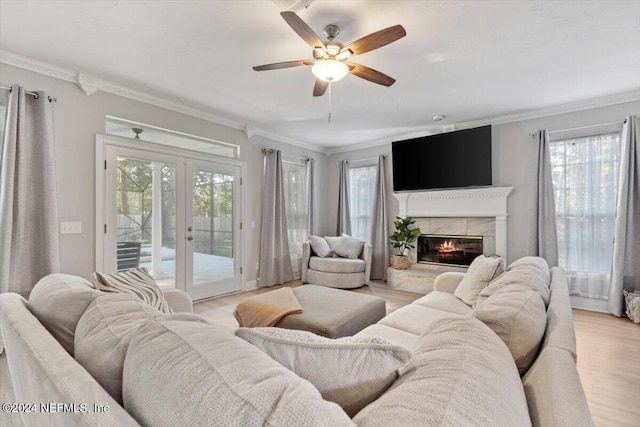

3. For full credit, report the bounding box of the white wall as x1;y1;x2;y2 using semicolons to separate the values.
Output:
327;101;640;262
0;63;330;285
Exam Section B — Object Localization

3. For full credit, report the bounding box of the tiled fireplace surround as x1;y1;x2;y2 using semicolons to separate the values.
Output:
388;186;513;294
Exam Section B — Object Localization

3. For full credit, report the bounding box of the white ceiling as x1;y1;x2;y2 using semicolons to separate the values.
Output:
1;0;639;150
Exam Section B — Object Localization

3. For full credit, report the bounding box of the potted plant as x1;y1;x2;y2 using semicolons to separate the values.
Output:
389;216;421;270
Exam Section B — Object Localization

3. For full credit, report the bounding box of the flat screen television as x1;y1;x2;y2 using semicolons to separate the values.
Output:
392;125;492;191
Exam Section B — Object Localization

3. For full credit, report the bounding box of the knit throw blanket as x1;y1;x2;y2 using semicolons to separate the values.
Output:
234;287;302;327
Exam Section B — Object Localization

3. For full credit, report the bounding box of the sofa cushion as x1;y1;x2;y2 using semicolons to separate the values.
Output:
541;267;577;359
236;327;411;417
454;255;504;306
309;235;332;257
377;303;463;336
74;293;179;404
93;267;173;314
309;256;366;273
413;291;474;315
356;324;420;352
28;274;101;356
332;234;365;259
473;286;547;375
353;316;531;427
478;256;551;307
123;317;354;427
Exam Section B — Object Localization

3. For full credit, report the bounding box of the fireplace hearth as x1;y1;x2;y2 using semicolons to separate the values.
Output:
418;234;483;267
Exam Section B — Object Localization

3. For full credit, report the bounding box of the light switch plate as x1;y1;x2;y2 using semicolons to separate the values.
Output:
60;222;82;234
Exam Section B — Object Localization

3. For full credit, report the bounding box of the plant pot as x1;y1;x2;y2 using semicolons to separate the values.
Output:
392;254;409;270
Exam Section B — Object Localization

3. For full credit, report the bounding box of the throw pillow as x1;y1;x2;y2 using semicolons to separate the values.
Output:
123;317;353;426
324;236;342;257
477;256;551;307
236;327;411;417
93;267;173;314
453;255;504;306
332;233;365;259
308;235;332;258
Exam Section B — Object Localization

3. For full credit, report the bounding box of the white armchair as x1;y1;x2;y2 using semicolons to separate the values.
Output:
301;240;372;289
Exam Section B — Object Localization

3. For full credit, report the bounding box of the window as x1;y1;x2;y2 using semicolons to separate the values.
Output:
348;165;377;243
282;160;308;278
106;116;240;158
550;132;620;299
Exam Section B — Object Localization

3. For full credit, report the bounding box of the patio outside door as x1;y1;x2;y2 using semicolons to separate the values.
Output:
104;145;242;300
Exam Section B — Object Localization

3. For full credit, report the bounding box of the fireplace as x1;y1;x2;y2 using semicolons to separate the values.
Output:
417;234;483;267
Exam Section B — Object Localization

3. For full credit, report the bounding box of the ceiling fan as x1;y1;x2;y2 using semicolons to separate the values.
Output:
253;11;406;97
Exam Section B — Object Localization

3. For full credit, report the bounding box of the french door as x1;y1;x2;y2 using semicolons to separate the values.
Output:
101;142;243;300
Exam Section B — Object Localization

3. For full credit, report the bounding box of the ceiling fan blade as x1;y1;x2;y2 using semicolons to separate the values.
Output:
348;63;396;86
313;79;329;97
280;11;326;49
345;25;406;56
253;60;313;71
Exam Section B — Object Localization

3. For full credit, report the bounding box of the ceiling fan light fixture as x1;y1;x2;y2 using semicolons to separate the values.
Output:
312;59;349;82
335;48;352;61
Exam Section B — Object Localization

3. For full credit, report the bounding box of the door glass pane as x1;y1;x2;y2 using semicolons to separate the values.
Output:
116;157;177;288
192;168;234;285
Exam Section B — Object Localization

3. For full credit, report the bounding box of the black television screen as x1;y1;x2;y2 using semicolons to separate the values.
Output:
392;125;492;191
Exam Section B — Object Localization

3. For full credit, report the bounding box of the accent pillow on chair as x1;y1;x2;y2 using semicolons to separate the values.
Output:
93;267;173;314
236;327;411;417
332;234;365;259
308;235;332;258
453;255;504;306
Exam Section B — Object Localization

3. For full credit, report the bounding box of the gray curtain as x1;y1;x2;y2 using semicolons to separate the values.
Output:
306;158;316;236
0;85;59;297
608;116;640;316
536;130;559;267
370;155;389;280
336;160;351;235
259;150;293;287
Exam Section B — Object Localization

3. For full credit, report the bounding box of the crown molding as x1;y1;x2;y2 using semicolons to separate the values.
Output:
0;50;328;154
328;90;640;154
2;50;638;157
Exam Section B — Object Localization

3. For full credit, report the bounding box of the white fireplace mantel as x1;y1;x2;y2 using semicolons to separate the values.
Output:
393;186;514;262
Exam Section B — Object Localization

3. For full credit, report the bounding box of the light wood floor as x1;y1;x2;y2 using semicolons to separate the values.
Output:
196;281;640;427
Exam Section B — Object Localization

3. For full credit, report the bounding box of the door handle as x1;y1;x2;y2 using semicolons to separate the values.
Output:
187;226;193;232
187;235;194;241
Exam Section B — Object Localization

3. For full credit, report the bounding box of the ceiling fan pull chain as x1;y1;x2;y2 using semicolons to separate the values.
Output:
328;82;332;123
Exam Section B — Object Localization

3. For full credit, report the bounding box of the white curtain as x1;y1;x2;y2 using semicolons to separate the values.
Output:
550;132;620;299
348;165;377;243
608;116;640;316
537;130;559;267
370;156;389;280
306;158;316;236
258;150;293;287
282;160;308;279
0;85;60;297
336;161;351;235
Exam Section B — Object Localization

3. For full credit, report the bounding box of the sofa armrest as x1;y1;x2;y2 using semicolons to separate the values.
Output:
301;242;311;283
163;289;193;313
433;272;466;293
361;243;373;284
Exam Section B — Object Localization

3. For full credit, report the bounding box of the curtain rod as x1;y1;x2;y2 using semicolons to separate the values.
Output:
529;120;623;137
262;148;309;162
346;155;385;163
0;85;57;102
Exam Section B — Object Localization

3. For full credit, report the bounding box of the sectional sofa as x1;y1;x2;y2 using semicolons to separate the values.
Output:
0;257;592;426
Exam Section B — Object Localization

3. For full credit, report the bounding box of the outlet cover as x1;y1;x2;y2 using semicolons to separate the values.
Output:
60;222;82;234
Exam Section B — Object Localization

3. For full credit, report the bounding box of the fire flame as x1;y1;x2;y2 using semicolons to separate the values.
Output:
439;241;460;252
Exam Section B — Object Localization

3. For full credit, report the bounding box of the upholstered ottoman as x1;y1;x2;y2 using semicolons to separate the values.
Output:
274;284;386;338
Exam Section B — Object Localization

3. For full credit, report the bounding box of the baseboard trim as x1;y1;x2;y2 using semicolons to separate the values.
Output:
244;280;258;291
570;296;608;313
